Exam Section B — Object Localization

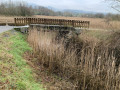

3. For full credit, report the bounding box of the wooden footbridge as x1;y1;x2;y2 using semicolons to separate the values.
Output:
0;17;90;33
14;18;90;28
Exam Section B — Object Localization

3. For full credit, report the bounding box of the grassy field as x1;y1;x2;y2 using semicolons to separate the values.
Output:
0;31;44;90
0;15;120;30
0;16;15;23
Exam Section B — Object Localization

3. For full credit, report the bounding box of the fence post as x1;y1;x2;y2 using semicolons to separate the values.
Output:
14;18;16;26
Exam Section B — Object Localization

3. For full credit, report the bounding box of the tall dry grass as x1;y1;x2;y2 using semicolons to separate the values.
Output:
27;27;120;90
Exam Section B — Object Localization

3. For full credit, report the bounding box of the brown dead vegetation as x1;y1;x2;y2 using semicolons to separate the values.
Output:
27;27;120;90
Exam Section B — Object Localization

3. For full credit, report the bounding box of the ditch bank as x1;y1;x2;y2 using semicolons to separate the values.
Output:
27;27;120;90
0;30;45;90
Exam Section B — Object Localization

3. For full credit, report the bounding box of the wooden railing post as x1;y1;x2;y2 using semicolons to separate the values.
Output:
14;18;16;26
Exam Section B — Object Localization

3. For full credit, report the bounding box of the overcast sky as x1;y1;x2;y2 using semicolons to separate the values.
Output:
0;0;118;13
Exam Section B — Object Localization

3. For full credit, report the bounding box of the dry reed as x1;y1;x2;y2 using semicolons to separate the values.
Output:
27;27;120;90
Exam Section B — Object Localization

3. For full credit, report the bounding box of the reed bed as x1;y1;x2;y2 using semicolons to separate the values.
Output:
27;27;120;90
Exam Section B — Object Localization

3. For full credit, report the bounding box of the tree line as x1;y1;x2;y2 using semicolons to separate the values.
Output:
0;1;33;16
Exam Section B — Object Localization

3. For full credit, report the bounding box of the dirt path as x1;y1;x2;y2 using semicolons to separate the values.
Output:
0;26;14;33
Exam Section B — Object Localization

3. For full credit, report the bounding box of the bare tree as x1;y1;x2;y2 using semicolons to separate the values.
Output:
107;0;120;12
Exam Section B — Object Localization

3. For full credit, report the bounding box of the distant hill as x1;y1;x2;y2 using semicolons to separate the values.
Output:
47;6;60;11
62;9;97;14
46;6;105;14
29;3;103;14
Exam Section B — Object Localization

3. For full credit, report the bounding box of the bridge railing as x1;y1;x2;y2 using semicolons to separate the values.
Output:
14;18;90;28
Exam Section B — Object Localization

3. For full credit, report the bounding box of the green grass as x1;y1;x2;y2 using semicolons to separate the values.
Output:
0;31;44;90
